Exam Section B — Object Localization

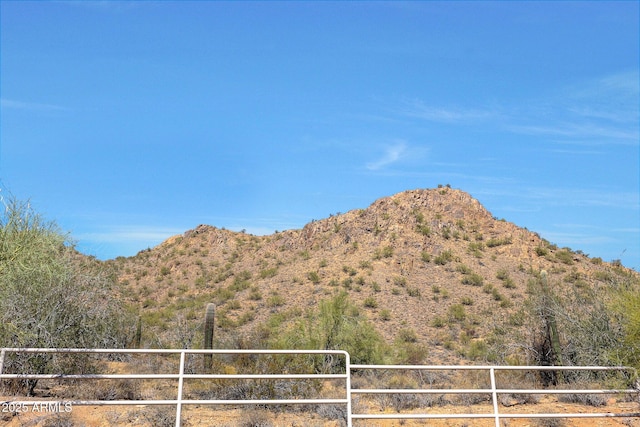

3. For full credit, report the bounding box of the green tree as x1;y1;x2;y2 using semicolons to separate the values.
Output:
520;268;640;385
272;292;387;367
0;196;131;394
609;288;640;369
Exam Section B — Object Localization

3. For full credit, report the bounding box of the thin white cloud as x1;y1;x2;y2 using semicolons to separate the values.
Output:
400;100;497;123
76;225;184;244
1;98;68;112
366;141;408;170
508;70;640;145
396;70;639;148
508;122;638;143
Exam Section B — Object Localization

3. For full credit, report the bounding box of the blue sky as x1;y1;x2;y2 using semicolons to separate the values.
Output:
1;1;638;269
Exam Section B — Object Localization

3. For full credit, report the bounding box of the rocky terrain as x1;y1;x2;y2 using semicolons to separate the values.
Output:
108;187;639;366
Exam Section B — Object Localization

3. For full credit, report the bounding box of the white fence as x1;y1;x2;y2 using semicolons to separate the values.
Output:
1;348;638;427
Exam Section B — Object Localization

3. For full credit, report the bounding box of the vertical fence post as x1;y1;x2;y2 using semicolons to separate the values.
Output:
489;367;500;427
345;352;352;427
175;350;186;427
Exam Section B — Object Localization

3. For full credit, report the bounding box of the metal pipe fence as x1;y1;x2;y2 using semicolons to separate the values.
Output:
349;364;639;426
1;348;638;427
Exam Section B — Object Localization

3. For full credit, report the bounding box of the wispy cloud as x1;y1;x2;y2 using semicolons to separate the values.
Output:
510;70;639;145
399;100;497;123
509;186;639;210
396;70;639;148
1;98;68;112
507;122;638;143
366;141;408;170
76;225;183;244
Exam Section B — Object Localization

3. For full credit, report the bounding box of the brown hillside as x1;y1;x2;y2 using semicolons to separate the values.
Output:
108;187;639;365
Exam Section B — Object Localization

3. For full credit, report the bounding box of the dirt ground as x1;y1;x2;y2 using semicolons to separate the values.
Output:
1;395;638;427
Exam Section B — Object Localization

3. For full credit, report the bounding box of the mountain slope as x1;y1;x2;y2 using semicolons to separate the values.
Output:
109;187;639;365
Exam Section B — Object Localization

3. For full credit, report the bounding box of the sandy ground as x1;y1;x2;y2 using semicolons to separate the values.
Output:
1;395;638;427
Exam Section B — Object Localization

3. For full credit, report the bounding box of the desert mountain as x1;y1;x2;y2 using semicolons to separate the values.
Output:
109;187;639;365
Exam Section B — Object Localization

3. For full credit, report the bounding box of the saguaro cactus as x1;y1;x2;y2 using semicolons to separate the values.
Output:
540;270;564;383
203;303;215;371
134;316;142;349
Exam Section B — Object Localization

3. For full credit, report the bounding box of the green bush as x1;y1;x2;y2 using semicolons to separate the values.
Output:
556;250;574;265
271;292;387;365
448;304;466;322
307;271;320;284
397;328;418;343
434;250;454;265
363;296;378;308
461;296;474;306
535;246;548;256
0;196;131;394
407;287;421;298
461;273;484;286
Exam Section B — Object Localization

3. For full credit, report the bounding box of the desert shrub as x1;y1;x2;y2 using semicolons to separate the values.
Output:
393;276;407;287
533;418;566;427
448;304;466;322
461;296;474;306
434;250;454;265
249;288;262;301
307;270;320;284
239;409;274;427
431;316;447;328
555;250;574;265
396;342;428;365
271;292;387;366
496;269;509;280
407;287;421;297
503;277;517;289
397;328;418;343
456;264;472;274
468;242;484;257
461;273;484;286
417;224;431;236
558;392;607;407
0;196;132;395
259;267;278;278
41;414;77;427
91;379;140;401
357;260;371;270
266;292;285;308
316;403;347;423
464;340;489;361
381;246;394;258
342;265;357;276
535;246;548;256
140;406;176;427
486;237;512;247
388;374;421;411
363;296;378;308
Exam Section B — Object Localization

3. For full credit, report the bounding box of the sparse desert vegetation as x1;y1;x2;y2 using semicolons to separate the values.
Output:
2;188;639;425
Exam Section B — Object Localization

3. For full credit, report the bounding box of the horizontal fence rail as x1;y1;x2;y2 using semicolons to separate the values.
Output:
1;348;639;427
350;364;639;426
